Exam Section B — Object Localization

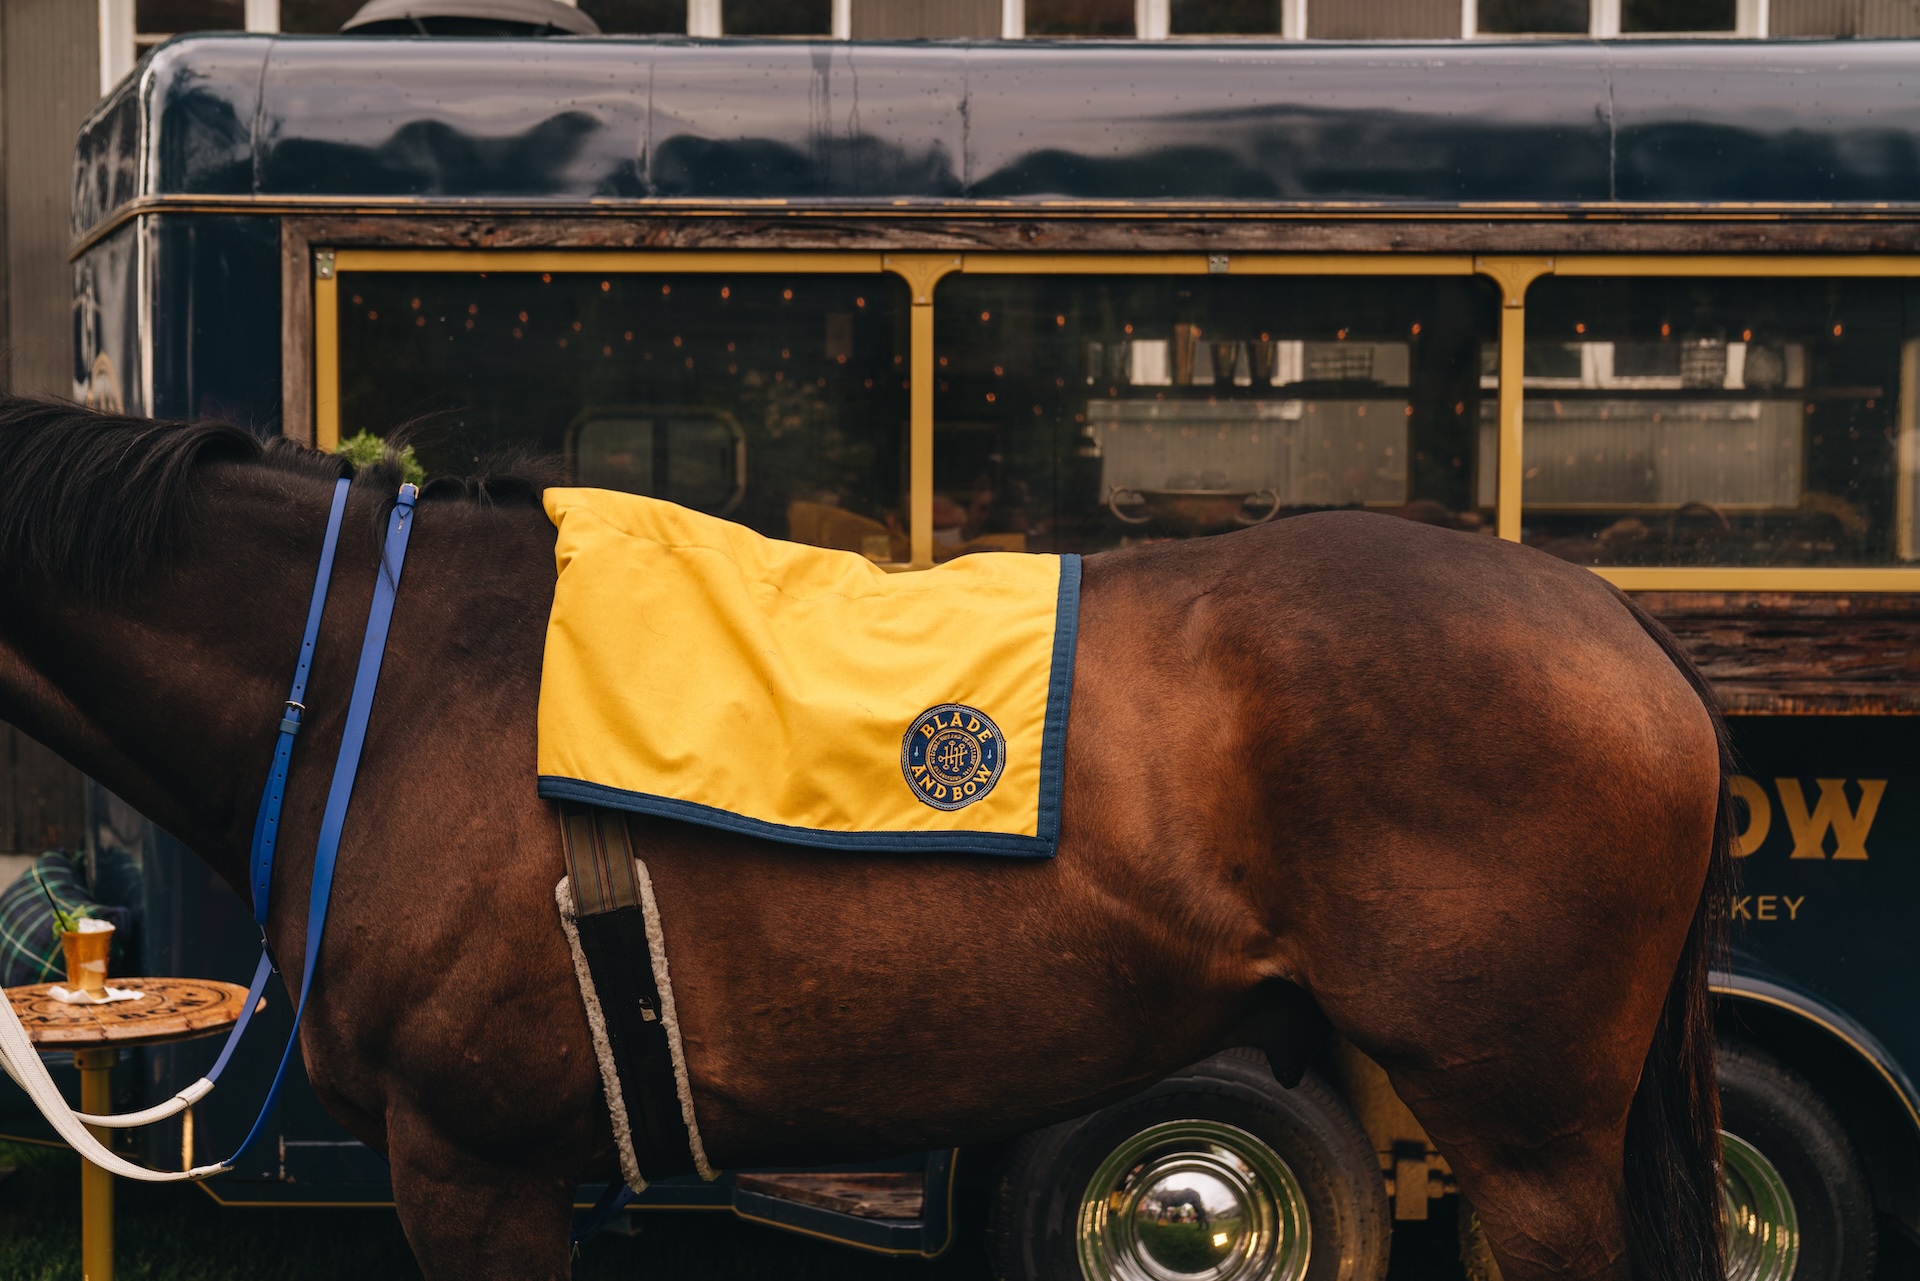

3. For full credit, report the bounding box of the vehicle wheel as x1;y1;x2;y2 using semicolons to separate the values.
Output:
988;1049;1389;1281
1719;1041;1876;1281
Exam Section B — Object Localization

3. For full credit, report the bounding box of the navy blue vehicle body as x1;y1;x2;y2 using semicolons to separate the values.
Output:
14;29;1919;1246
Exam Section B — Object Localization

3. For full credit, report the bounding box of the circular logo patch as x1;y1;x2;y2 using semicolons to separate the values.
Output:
902;704;1005;811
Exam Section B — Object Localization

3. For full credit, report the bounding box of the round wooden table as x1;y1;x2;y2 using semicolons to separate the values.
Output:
7;977;254;1281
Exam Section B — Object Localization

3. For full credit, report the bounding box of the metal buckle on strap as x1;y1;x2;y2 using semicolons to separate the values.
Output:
278;700;305;737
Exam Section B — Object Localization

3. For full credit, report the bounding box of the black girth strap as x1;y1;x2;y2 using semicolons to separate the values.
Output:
559;802;698;1181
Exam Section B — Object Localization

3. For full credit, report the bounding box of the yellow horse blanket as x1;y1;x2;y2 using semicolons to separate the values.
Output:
537;490;1080;857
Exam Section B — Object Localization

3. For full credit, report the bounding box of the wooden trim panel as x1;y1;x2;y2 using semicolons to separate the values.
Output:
1633;593;1920;714
262;212;1920;261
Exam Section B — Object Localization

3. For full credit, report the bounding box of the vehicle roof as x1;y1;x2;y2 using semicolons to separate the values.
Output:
72;34;1920;240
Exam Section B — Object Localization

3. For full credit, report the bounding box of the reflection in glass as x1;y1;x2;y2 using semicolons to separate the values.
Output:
1171;0;1286;35
568;410;747;515
1025;0;1134;36
1477;0;1588;33
1622;0;1736;30
1494;401;1803;511
723;0;833;33
278;0;365;32
934;276;1498;556
1518;277;1920;566
1094;399;1410;530
136;0;241;50
579;0;689;32
135;0;243;30
337;271;909;557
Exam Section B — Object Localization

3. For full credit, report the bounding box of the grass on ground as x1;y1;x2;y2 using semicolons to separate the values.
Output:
0;1139;1500;1280
0;1141;991;1280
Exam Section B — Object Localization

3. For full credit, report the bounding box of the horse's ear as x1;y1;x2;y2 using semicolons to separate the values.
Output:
414;459;560;507
260;436;351;482
475;472;551;506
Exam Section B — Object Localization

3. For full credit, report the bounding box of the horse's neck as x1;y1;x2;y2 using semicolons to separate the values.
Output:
0;473;554;902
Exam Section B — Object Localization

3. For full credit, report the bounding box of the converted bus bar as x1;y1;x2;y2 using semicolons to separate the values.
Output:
24;31;1920;1280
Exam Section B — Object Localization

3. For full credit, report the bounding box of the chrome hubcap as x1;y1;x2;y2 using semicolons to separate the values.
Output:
1077;1120;1310;1281
1723;1130;1799;1281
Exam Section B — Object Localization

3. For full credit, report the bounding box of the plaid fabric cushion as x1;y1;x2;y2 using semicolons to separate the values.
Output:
0;852;99;987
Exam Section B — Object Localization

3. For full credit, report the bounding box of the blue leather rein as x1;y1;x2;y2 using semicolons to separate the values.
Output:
188;476;419;1169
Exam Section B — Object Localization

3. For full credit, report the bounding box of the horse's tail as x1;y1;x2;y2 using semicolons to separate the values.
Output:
1616;590;1733;1281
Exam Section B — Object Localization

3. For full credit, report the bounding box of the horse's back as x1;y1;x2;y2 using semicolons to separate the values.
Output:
1067;509;1719;980
1076;509;1714;797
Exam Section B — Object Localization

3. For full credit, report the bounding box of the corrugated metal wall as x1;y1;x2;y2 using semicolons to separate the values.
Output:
1772;0;1920;34
0;0;98;854
854;0;1000;36
2;0;98;399
1309;0;1460;37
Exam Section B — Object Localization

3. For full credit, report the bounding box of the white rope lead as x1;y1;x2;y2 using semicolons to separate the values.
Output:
0;993;228;1181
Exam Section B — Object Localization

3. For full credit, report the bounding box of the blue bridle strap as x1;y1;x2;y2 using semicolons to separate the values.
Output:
222;481;420;1168
204;481;419;1169
192;477;353;1092
249;477;353;925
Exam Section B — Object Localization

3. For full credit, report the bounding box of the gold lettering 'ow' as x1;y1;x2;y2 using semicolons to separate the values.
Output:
1777;779;1886;861
1734;775;1886;860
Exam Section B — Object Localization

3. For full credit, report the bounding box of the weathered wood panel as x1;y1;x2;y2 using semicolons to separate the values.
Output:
1633;593;1920;714
270;211;1920;257
732;1172;924;1219
281;220;310;445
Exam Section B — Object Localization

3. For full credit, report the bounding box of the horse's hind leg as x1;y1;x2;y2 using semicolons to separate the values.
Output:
1387;1054;1635;1281
1300;866;1701;1281
386;1104;577;1280
1282;807;1712;1280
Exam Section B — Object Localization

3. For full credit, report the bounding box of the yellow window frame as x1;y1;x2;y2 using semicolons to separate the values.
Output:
311;248;1920;591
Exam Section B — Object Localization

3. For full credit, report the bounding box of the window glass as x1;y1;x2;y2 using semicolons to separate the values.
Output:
933;275;1499;558
723;0;832;33
1170;0;1285;35
279;0;364;32
1025;0;1135;36
1622;0;1735;29
136;0;241;51
1511;276;1920;566
581;0;691;32
336;272;911;558
1477;0;1588;33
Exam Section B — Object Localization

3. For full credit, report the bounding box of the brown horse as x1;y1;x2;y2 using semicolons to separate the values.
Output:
0;396;1728;1281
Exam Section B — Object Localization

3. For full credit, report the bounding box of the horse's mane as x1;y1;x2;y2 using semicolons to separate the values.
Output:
0;394;556;598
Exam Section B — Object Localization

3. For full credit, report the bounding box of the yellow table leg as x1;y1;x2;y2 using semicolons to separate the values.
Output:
76;1047;116;1281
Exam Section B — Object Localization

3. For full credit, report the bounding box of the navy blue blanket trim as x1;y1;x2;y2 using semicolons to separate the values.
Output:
537;778;1057;857
1035;553;1082;850
541;552;1084;860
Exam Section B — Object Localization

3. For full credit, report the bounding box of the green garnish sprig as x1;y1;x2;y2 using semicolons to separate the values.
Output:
32;867;86;935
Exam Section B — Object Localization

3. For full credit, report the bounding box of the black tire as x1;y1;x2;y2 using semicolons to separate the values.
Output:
1719;1041;1876;1281
987;1049;1389;1281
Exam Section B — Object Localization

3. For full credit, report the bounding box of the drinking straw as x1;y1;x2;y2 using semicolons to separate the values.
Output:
31;866;81;935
